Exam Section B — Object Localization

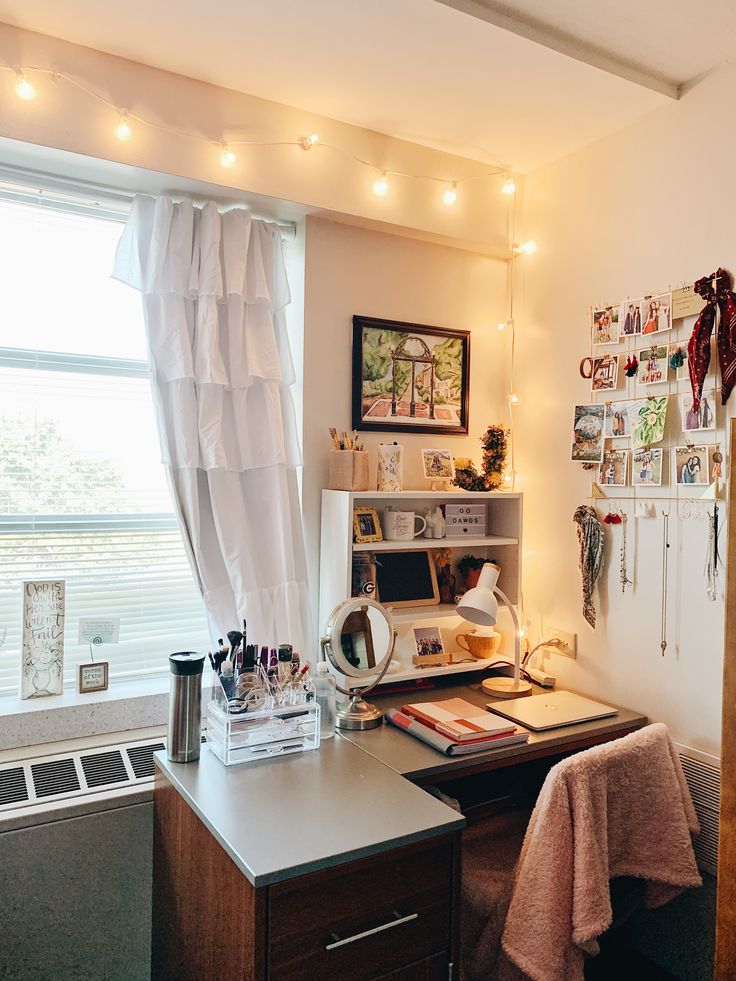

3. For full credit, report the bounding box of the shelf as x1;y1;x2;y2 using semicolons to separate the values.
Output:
353;535;517;552
348;490;521;500
387;604;464;623
376;656;514;685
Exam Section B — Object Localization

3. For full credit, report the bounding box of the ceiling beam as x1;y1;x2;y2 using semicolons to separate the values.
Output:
433;0;680;100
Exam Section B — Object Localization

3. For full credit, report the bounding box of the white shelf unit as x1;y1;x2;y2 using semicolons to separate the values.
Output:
319;489;523;685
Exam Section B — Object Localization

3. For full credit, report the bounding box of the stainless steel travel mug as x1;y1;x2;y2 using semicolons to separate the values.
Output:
167;651;206;763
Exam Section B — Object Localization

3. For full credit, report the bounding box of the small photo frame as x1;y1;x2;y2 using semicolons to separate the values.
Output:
637;345;669;386
591;355;619;392
632;448;663;486
674;446;709;486
599;450;628;487
591;306;620;346
77;661;109;694
680;392;715;433
641;293;672;336
604;400;631;439
353;506;383;544
619;300;643;339
412;624;449;667
421;448;455;481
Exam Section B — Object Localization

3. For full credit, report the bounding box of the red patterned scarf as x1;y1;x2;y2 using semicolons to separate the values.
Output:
715;268;736;405
687;275;716;412
688;268;736;408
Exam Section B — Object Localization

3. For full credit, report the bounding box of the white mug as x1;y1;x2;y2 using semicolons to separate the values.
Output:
383;509;427;541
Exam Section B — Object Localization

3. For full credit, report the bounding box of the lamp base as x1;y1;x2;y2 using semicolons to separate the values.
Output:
481;677;533;699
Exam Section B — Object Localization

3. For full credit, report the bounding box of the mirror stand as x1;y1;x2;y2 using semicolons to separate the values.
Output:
320;594;397;730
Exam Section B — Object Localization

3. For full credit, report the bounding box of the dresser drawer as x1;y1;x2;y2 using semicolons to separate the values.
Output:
267;836;454;981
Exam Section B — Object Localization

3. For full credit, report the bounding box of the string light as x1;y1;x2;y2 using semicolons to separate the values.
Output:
372;171;389;197
503;471;515;486
514;240;538;255
15;72;36;101
442;182;457;206
497;320;513;332
115;112;132;141
220;144;237;168
509;393;520;405
1;64;527;211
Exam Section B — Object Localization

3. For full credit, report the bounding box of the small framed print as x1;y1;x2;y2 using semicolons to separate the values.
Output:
353;506;383;544
77;661;109;694
421;448;455;481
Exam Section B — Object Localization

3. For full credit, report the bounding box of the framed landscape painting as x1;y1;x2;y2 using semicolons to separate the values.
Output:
352;316;470;435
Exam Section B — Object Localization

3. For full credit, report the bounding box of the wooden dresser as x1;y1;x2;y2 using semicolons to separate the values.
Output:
152;739;463;981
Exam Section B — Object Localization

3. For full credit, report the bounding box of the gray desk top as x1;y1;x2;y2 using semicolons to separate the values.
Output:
343;681;648;781
155;735;465;888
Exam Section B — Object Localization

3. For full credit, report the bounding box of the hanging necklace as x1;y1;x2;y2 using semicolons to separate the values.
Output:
660;510;670;656
619;512;632;593
705;503;720;601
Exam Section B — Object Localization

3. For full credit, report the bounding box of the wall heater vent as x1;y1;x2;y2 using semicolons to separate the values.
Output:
0;738;169;814
678;751;720;876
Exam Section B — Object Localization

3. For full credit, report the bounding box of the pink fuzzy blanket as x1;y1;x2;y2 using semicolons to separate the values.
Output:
501;723;702;981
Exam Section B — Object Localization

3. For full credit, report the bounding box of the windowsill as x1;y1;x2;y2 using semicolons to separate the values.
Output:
0;676;171;753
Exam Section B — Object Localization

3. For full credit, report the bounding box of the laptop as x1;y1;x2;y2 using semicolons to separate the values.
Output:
487;690;618;732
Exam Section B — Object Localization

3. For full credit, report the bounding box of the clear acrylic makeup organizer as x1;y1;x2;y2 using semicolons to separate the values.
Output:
206;668;320;766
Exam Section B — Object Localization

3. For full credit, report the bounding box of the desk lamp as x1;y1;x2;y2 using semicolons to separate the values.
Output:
456;562;532;698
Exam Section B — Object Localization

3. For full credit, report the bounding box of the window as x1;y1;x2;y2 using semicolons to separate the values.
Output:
0;195;210;694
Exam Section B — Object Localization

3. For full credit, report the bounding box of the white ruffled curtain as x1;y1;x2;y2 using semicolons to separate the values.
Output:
112;195;311;655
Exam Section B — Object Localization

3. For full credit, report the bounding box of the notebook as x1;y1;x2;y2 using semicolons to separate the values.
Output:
488;691;618;732
402;697;515;742
386;709;529;756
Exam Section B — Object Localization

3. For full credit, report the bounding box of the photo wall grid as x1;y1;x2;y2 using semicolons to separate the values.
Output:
573;286;723;496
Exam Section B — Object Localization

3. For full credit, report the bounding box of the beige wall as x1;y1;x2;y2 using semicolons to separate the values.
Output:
0;21;512;255
515;62;736;755
302;216;510;637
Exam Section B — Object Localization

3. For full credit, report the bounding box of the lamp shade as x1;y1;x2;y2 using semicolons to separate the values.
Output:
456;562;500;627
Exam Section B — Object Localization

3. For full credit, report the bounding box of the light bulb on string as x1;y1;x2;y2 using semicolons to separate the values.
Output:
115;112;133;141
442;182;457;206
220;144;237;168
509;393;520;406
503;471;515;486
501;177;517;196
372;171;389;197
299;133;320;150
514;240;538;256
498;320;513;332
15;72;36;101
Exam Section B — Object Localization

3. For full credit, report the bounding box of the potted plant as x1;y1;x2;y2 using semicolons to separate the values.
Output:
457;555;495;589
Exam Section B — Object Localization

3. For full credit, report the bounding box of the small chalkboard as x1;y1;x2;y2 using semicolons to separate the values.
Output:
375;550;439;608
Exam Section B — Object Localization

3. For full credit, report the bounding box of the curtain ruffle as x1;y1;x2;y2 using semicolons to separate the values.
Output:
113;196;290;309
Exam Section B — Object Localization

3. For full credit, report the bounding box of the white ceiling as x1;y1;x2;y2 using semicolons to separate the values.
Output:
0;0;728;171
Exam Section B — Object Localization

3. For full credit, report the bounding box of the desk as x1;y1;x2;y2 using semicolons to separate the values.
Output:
343;677;647;784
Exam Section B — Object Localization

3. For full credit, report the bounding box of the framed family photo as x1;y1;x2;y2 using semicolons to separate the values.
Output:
352;316;470;435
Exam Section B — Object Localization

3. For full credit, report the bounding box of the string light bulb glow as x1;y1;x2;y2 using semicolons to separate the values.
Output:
220;144;237;168
15;72;36;101
372;171;389;197
515;240;538;255
501;177;517;196
299;133;320;150
115;113;133;141
442;182;458;206
503;471;515;486
498;320;514;332
509;393;521;406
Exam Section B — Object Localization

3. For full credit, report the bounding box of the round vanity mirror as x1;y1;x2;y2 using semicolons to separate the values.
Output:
320;597;396;730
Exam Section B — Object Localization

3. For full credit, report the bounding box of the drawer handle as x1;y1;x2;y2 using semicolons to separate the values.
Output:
325;911;419;951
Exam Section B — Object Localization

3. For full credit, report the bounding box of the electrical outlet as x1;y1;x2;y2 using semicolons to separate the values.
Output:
549;628;577;659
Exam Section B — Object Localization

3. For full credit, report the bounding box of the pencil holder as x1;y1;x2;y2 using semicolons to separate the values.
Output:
329;449;369;491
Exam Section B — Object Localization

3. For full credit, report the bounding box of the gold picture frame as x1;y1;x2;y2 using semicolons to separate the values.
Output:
353;506;383;544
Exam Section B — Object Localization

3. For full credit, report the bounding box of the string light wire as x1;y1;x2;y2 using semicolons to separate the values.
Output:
1;64;515;194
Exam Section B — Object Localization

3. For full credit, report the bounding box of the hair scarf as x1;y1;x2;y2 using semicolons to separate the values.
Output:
688;267;736;409
573;505;604;628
